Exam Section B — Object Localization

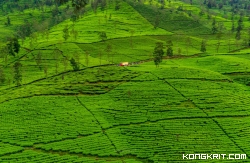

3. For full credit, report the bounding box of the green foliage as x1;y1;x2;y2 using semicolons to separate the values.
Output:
212;18;218;34
5;16;11;26
154;15;159;29
70;14;78;23
200;39;206;52
71;0;87;16
5;37;20;57
0;96;101;145
91;0;98;13
159;0;165;9
16;20;32;38
0;142;23;156
0;68;5;85
99;31;107;41
231;20;235;32
166;40;173;47
70;57;79;71
105;43;112;61
166;46;173;56
13;61;22;86
0;1;250;162
115;0;120;10
235;16;243;40
55;0;87;17
63;25;70;41
12;37;20;54
100;0;107;11
153;42;164;67
35;51;42;70
38;133;118;156
6;41;15;56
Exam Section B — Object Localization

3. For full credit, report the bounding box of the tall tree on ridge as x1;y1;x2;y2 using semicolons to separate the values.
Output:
0;68;5;85
55;0;87;17
212;18;218;34
153;42;164;68
13;61;22;86
235;15;243;40
200;40;206;52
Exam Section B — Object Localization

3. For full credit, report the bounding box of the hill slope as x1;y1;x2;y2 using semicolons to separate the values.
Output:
0;0;250;162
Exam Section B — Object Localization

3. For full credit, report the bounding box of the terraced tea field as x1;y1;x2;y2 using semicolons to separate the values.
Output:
1;0;250;162
0;63;250;162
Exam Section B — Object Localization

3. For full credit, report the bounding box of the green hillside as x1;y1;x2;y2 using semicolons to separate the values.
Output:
0;0;250;162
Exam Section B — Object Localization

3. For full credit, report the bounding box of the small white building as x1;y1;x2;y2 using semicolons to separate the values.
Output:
120;62;129;66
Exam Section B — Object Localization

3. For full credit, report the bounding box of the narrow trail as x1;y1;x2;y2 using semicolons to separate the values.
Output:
76;97;121;156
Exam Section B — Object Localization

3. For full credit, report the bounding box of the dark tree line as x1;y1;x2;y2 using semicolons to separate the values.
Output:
6;37;20;57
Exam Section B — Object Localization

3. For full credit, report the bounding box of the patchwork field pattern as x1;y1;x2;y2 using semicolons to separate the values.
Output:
1;0;250;162
0;65;250;162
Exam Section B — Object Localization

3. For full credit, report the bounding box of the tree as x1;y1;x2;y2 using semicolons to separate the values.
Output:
1;46;8;65
248;28;250;47
159;0;165;9
166;40;173;47
44;64;48;78
7;40;15;56
105;44;112;62
71;14;78;23
70;57;79;71
99;31;107;41
166;40;173;57
216;32;222;53
85;51;89;67
91;0;98;13
212;18;218;34
55;0;87;17
73;51;80;64
153;42;164;67
129;30;135;49
63;25;70;41
62;56;69;71
13;37;20;55
99;51;102;66
70;25;78;40
154;15;160;29
55;60;59;74
35;51;42;70
235;16;243;40
177;47;182;55
5;16;11;26
0;68;5;85
185;37;191;55
53;48;61;61
113;21;117;33
166;46;173;56
231;19;235;32
100;0;107;11
13;61;22;86
45;29;50;41
115;0;120;10
200;40;206;52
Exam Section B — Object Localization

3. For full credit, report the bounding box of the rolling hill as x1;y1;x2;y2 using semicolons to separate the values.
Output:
0;0;250;162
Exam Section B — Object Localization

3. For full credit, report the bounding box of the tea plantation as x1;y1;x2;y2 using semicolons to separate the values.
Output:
0;0;250;162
